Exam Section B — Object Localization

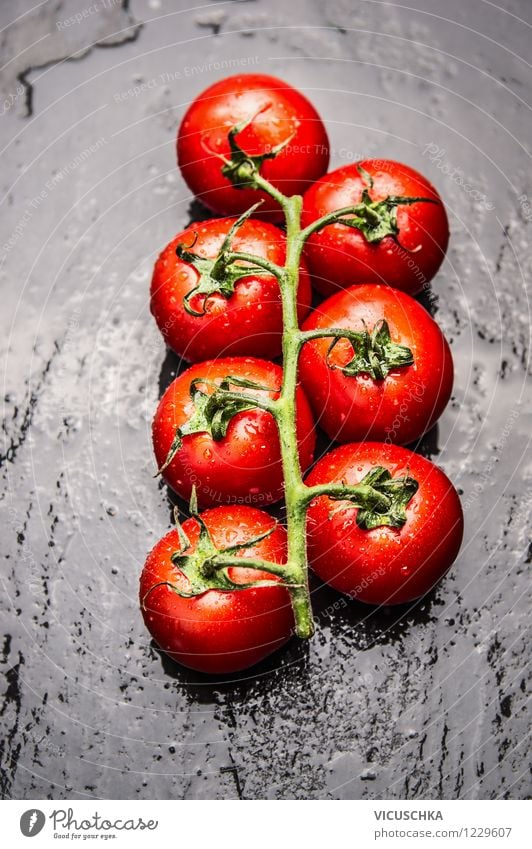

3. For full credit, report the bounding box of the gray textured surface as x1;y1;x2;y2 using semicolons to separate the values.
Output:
1;0;530;800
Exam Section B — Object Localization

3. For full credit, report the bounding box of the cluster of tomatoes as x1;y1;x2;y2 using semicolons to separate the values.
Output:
140;74;464;674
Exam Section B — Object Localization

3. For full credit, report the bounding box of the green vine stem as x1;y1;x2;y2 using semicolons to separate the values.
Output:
168;129;422;640
274;190;315;638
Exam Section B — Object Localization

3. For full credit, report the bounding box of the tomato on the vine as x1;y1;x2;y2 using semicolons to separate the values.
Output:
302;159;449;296
140;507;294;673
153;357;316;507
177;74;330;220
150;216;312;362
305;442;463;605
139;73;464;659
299;284;453;445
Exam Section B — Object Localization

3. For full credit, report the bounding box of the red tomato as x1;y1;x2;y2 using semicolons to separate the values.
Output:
150;217;311;362
305;442;463;605
299;284;453;444
153;357;316;507
140;507;294;673
302;159;449;296
177;74;330;220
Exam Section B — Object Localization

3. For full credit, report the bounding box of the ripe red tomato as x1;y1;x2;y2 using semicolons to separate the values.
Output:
150;216;312;362
177;74;330;220
302;159;449;296
299;284;453;445
305;442;463;605
153;357;316;507
140;507;294;673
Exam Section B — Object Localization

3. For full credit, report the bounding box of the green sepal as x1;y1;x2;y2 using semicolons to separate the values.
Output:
220;108;295;189
332;165;438;244
169;516;281;596
156;375;277;475
329;465;419;530
172;506;191;554
327;320;414;380
177;204;269;316
188;486;199;518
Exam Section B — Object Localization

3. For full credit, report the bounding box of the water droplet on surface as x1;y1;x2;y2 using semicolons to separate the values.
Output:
360;768;376;780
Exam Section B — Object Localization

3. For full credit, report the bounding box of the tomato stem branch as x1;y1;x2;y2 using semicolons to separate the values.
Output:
300;196;437;245
216;391;278;415
209;555;300;581
300;482;389;508
225;251;284;279
253;172;292;209
300;204;379;241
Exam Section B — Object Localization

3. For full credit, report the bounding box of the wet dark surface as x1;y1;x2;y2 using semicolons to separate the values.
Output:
1;0;530;800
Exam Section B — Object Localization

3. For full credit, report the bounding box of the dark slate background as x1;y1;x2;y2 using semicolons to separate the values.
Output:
1;0;530;800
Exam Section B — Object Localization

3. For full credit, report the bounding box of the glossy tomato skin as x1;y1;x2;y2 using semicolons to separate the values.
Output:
150;217;312;362
299;284;453;444
306;442;463;605
177;74;330;220
140;507;294;673
302;160;449;296
153;357;316;507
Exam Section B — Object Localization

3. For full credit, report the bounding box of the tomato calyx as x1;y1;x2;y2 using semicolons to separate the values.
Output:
303;165;438;245
156;375;279;475
177;204;274;316
326;319;414;379
142;508;284;601
312;465;419;530
217;108;295;189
